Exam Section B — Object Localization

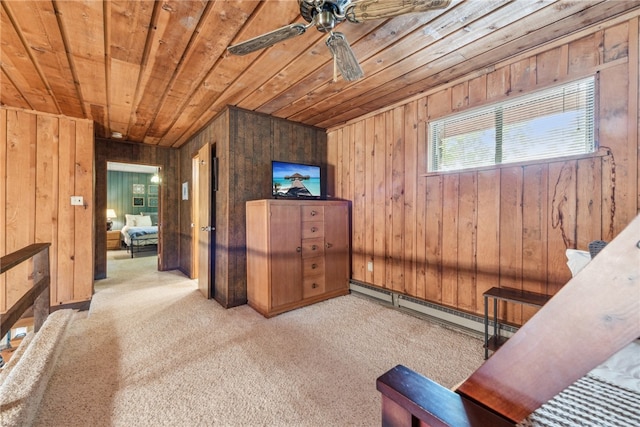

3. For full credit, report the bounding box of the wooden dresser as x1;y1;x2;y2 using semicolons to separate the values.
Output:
106;230;121;250
246;199;350;317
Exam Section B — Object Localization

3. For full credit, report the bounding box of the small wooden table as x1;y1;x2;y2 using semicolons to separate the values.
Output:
106;230;121;250
483;287;552;359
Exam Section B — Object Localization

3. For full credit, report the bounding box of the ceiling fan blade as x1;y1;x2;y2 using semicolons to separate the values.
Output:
326;32;364;82
228;23;309;55
346;0;452;23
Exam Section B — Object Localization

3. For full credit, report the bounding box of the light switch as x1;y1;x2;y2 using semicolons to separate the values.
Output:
70;196;83;206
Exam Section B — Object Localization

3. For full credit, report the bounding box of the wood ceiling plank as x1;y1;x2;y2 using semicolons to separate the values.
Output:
1;4;59;114
127;0;208;142
110;0;154;64
54;0;106;112
160;0;302;147
145;0;260;142
282;0;551;125
109;59;140;132
257;0;496;117
300;0;605;127
350;0;637;121
3;0;83;118
108;0;154;135
260;0;507;120
238;2;434;113
198;20;328;118
0;69;31;111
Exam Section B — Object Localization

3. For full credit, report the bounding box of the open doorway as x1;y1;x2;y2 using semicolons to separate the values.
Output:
106;161;161;271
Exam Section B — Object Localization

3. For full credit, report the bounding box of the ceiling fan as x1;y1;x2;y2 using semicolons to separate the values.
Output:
227;0;452;82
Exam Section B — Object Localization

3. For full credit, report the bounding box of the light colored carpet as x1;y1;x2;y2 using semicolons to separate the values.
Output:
34;252;484;426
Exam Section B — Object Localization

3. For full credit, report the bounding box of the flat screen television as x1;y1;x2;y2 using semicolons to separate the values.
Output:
272;160;322;199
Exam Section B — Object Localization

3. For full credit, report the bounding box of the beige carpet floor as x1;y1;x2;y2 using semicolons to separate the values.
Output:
34;250;484;426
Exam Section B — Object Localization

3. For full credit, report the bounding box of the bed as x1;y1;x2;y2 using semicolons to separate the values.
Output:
121;213;158;258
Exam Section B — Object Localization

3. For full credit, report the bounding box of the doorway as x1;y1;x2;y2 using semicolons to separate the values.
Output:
192;143;216;299
106;161;161;272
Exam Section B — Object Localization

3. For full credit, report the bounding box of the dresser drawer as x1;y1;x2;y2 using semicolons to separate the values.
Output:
302;275;325;299
303;257;325;276
301;238;324;258
301;206;324;222
302;221;324;239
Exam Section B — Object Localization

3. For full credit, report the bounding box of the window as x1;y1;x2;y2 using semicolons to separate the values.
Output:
428;77;596;172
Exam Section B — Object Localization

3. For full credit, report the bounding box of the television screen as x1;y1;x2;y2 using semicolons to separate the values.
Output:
272;160;321;198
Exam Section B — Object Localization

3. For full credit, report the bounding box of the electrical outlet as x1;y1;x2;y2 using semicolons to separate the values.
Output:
70;196;83;206
367;261;373;272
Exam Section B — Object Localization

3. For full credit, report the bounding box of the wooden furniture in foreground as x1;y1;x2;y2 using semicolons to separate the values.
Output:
106;230;121;250
483;287;551;359
378;214;640;426
246;199;350;317
0;243;51;339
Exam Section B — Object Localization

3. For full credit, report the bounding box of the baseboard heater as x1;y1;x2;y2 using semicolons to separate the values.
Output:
349;280;516;337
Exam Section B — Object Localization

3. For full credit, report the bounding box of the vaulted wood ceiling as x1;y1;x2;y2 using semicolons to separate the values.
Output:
2;1;638;148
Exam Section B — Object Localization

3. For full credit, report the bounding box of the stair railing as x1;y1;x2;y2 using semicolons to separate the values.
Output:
0;243;51;339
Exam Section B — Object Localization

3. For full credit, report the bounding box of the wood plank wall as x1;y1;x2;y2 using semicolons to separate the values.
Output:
327;16;639;325
0;107;94;311
179;106;327;308
94;139;180;279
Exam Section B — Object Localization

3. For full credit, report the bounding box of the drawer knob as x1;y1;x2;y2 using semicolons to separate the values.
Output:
312;283;318;288
312;263;318;269
310;210;317;216
311;227;318;232
326;242;333;249
312;245;318;251
296;246;302;253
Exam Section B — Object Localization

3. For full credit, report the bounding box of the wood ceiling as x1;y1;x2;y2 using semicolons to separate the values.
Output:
2;1;639;148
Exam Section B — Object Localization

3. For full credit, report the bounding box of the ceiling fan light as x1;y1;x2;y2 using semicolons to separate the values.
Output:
316;10;337;32
326;32;364;82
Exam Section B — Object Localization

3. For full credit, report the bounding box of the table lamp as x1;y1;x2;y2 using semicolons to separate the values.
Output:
106;209;117;231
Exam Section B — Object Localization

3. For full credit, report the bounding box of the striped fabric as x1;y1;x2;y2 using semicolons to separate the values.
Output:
518;374;640;427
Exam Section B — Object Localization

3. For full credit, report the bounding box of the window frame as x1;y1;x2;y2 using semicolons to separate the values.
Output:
426;76;598;174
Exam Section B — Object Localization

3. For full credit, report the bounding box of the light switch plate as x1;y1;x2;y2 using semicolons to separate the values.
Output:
70;196;83;205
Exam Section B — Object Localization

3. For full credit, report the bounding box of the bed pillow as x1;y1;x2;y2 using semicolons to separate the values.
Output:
136;215;152;227
125;214;137;226
565;249;591;277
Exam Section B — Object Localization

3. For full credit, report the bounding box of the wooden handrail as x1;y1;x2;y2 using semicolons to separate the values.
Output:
0;243;51;338
377;365;513;427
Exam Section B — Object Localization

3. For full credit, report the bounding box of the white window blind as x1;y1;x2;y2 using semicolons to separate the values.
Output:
428;77;596;172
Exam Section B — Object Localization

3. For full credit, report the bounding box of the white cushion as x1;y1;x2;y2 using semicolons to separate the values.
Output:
565;249;591;277
125;214;136;226
136;215;152;227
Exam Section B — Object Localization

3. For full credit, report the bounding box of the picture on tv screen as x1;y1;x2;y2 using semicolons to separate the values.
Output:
272;161;321;198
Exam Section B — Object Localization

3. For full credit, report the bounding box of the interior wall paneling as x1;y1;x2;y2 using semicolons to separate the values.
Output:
0;107;94;311
326;15;639;326
0;109;6;311
179;107;327;309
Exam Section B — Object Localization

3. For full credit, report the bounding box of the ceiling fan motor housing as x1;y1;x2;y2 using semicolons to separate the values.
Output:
299;0;350;24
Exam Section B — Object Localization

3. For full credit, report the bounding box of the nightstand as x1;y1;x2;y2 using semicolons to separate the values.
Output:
106;230;121;250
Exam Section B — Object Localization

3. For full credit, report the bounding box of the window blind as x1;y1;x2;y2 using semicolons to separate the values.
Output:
428;77;595;172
